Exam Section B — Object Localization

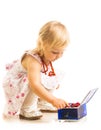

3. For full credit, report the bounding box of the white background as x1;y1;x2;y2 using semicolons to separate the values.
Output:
0;0;101;129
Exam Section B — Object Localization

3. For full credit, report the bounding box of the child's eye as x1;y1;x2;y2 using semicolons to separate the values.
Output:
51;50;64;55
51;51;60;54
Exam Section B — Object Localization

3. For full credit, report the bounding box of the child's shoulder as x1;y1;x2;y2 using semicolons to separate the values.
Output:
22;50;42;64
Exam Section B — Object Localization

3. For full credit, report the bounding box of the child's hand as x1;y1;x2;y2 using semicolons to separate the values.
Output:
52;98;70;109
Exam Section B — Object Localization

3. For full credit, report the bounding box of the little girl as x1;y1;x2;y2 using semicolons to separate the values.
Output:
2;21;70;120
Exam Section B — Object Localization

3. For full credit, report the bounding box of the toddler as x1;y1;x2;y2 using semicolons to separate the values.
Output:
2;21;70;120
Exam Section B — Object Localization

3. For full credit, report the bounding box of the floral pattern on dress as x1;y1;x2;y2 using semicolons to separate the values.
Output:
2;52;64;117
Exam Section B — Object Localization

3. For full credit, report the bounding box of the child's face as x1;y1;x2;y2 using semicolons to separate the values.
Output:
44;47;66;62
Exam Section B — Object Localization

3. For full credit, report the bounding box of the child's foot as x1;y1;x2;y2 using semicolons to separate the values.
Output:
38;100;57;112
19;110;43;120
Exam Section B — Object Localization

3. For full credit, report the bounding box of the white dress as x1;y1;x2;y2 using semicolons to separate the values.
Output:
2;51;64;117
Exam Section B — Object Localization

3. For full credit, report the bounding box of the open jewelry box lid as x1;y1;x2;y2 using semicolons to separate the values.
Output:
80;88;98;105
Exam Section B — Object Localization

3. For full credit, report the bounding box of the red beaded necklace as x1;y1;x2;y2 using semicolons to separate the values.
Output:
41;59;56;76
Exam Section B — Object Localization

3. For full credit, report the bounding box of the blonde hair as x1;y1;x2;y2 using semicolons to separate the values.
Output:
32;21;70;56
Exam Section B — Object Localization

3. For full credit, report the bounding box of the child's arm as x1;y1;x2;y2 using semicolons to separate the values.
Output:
22;55;69;109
